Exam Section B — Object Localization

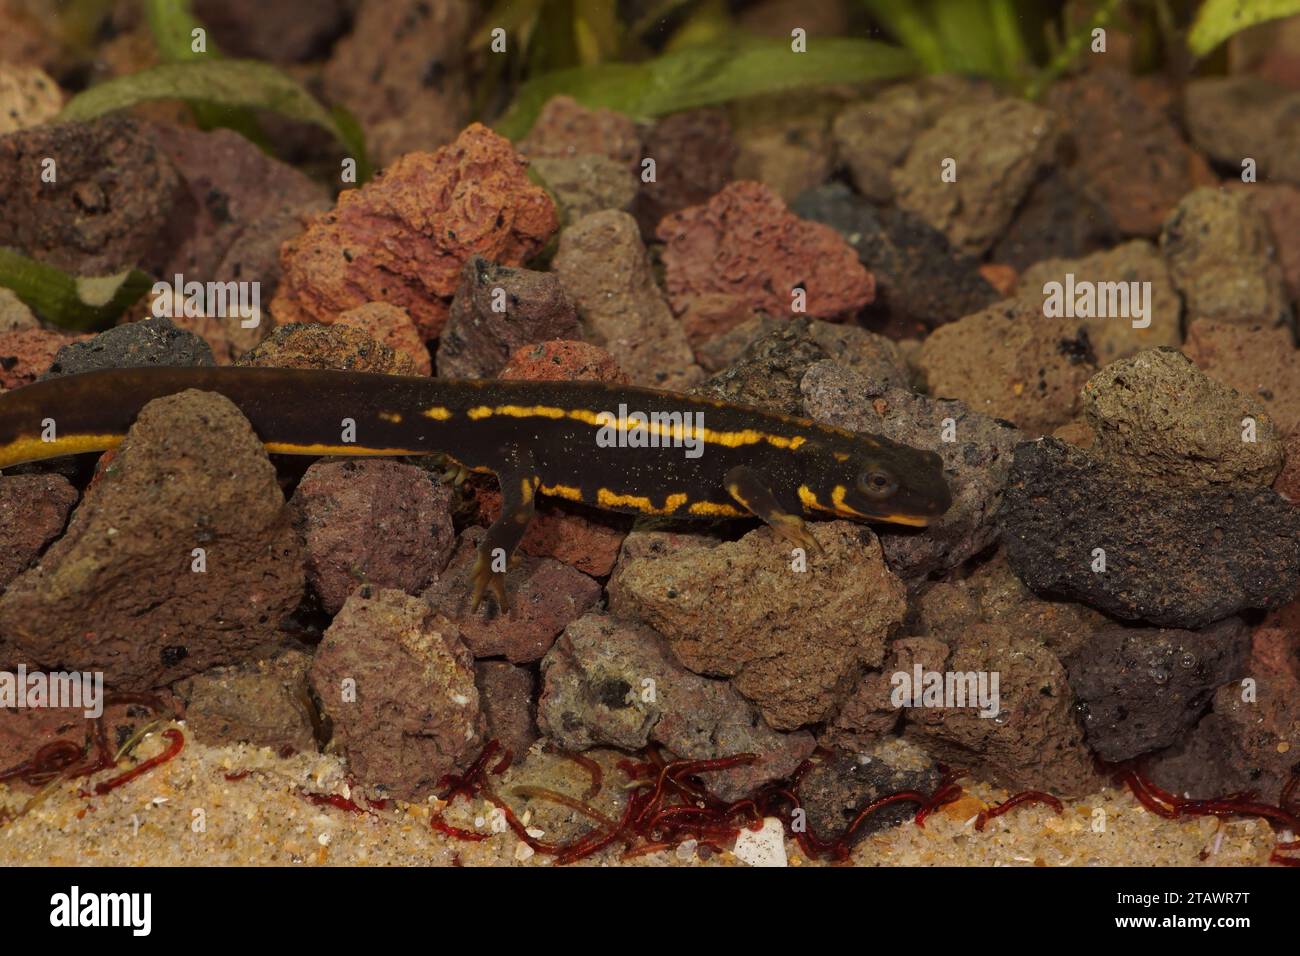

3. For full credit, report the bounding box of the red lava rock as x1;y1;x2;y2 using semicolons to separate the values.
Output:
519;95;642;170
552;210;700;389
609;521;907;731
272;123;558;341
322;0;475;166
1183;319;1300;434
499;339;628;384
1048;71;1215;237
656;181;875;343
1233;182;1300;307
334;302;430;375
979;263;1018;297
538;612;816;801
0;327;86;388
174;650;317;754
423;528;602;663
193;0;350;63
0;390;304;690
309;586;485;801
474;660;538;758
0;116;190;275
631;108;736;236
290;460;455;616
236;322;420;375
0;474;76;591
435;256;579;379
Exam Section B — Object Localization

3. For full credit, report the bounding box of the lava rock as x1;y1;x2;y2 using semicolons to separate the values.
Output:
1185;77;1300;186
822;637;949;752
1276;427;1300;503
691;318;831;416
472;481;628;579
0;62;60;134
1063;618;1249;763
799;743;941;845
537;612;815;801
1160;187;1291;330
991;167;1119;272
1016;240;1181;365
237;322;420;375
0;117;189;275
1081;348;1284;487
272;124;557;341
193;0;350;62
609;521;907;730
793;183;999;330
801;360;1022;578
309;586;485;801
915;298;1097;436
1234;183;1300;307
174;650;318;754
500;339;627;385
0;327;85;388
423;527;602;663
893;98;1058;257
730;93;835;201
474;660;538;758
334;303;430;375
631;108;736;236
656;181;875;344
552;209;700;389
530;154;637;223
42;317;214;378
998;437;1300;628
904;622;1102;796
519;95;642;170
1183;320;1300;434
436;257;579;379
1047;71;1214;237
0;390;304;689
0;474;76;590
290;459;454;616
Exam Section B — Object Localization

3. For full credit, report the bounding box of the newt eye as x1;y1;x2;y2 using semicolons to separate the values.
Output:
858;469;897;500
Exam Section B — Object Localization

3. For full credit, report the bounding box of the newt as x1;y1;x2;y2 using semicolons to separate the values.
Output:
0;367;951;609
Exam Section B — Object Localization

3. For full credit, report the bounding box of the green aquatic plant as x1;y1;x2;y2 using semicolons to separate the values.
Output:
0;249;153;333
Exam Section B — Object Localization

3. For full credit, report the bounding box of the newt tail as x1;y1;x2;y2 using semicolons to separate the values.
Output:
0;367;952;609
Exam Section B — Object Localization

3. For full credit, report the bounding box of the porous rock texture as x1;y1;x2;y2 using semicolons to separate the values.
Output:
0;390;304;689
609;522;907;731
309;587;485;801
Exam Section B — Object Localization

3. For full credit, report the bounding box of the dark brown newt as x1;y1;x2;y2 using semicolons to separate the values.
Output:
0;367;952;608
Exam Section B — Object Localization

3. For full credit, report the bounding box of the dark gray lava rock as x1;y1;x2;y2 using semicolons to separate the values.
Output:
691;317;830;416
435;256;580;379
423;527;601;664
0;117;190;275
474;660;538;758
1185;77;1300;187
538;613;815;801
42;317;214;378
802;360;1022;579
799;744;941;845
0;390;304;689
174;650;318;754
999;437;1300;627
0;473;76;590
310;587;485;801
631;107;737;236
991;167;1119;272
793;183;999;330
1082;348;1284;487
1064;618;1249;762
290;459;455;615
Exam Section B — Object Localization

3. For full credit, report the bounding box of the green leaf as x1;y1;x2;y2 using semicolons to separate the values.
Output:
58;59;369;179
1189;0;1300;56
496;37;918;139
0;249;153;332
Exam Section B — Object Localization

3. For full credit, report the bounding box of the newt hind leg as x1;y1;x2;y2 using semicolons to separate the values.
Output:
724;465;821;554
471;472;539;613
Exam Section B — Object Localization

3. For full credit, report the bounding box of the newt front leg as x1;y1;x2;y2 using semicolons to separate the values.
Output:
724;464;821;554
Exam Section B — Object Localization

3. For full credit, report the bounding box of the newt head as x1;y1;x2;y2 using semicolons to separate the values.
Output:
798;434;952;528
